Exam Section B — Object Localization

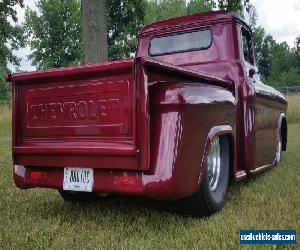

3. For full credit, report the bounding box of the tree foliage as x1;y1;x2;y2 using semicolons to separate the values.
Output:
107;0;146;60
145;0;213;24
0;66;11;103
252;26;276;74
0;0;24;102
145;0;187;24
144;0;255;24
216;0;250;14
253;27;300;86
294;36;300;69
24;0;82;70
267;42;300;86
187;0;213;15
24;0;146;65
0;0;24;67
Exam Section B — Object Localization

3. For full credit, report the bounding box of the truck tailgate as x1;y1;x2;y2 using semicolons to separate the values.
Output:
11;60;149;170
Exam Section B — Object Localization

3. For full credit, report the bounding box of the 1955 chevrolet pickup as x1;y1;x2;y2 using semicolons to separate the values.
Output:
6;10;287;216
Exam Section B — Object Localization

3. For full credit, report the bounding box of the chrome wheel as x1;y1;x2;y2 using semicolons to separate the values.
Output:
180;136;229;217
275;135;282;163
207;137;221;192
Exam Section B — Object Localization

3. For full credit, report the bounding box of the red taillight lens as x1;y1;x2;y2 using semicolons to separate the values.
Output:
114;176;135;186
30;171;47;180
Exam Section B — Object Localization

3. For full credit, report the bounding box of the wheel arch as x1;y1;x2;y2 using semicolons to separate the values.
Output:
196;125;235;189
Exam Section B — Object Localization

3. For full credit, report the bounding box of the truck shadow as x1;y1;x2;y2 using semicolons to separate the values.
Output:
226;166;276;201
26;167;276;226
28;191;209;222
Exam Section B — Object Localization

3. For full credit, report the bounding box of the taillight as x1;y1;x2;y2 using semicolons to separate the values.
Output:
114;176;135;186
30;171;47;180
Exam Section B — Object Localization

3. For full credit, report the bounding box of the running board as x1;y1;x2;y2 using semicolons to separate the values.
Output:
250;164;273;174
234;170;247;181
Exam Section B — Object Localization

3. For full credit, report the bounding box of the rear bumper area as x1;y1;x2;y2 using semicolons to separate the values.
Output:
13;165;198;201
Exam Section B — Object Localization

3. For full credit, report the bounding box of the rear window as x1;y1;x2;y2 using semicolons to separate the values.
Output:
149;28;212;56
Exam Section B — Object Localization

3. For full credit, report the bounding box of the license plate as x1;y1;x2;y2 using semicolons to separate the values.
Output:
63;168;93;192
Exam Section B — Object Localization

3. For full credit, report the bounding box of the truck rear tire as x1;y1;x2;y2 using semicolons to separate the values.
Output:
179;135;230;217
58;190;97;202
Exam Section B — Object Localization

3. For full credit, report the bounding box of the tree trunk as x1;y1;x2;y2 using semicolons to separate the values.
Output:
81;0;108;64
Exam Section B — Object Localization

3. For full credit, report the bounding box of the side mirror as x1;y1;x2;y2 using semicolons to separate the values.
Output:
249;68;256;78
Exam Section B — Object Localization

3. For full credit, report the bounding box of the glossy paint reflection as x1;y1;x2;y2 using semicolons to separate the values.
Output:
143;111;183;184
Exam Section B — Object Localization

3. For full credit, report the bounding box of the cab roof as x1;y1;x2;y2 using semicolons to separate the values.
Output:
139;10;247;37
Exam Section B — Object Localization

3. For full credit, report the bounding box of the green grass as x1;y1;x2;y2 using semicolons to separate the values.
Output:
0;107;299;249
287;94;300;123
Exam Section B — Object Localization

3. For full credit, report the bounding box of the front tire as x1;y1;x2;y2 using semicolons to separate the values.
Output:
180;136;230;217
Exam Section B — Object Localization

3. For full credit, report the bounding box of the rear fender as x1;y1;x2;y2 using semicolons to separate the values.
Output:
143;82;236;200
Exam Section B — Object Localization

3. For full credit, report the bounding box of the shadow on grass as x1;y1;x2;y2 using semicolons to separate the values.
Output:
226;163;282;203
28;192;190;222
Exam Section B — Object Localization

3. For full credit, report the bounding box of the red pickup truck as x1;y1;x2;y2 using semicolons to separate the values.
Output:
7;10;287;216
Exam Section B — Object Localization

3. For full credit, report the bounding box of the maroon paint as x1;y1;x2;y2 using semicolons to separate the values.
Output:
9;11;287;200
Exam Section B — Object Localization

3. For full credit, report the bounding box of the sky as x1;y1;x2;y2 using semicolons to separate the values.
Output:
10;0;300;71
251;0;300;46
